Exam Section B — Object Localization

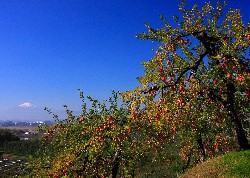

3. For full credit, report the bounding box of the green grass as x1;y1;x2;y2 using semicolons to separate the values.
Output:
179;150;250;178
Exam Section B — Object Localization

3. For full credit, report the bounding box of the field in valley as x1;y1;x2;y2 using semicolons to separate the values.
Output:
0;126;40;134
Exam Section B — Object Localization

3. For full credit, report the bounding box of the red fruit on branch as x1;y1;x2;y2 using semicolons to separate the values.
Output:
236;75;244;82
100;141;104;147
171;44;176;50
246;90;250;98
62;169;68;176
161;76;166;82
53;174;59;178
247;34;250;40
79;117;85;123
167;60;171;65
179;85;183;91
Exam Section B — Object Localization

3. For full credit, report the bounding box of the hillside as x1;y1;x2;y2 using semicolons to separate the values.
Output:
179;150;250;178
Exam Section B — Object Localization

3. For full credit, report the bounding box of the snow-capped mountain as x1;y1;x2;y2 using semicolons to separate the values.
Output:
0;102;80;122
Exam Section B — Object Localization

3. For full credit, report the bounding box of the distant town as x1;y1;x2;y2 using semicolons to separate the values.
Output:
0;120;54;127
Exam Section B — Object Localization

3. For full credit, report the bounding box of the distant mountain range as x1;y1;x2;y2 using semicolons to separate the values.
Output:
0;120;54;127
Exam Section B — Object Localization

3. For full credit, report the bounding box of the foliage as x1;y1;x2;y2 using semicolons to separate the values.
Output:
30;91;177;177
134;142;183;178
2;140;41;156
179;150;250;178
0;129;19;145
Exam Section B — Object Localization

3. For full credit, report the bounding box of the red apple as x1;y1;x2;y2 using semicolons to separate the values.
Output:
172;44;176;50
100;141;104;147
79;117;85;123
247;34;250;40
62;169;68;176
53;174;59;178
179;86;183;91
246;90;250;98
236;75;244;82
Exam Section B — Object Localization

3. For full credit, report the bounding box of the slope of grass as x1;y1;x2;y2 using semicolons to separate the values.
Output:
179;150;250;178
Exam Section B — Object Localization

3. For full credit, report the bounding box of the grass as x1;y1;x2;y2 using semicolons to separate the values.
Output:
179;150;250;178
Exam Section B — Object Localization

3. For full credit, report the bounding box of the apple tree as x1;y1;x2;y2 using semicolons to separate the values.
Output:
29;1;250;177
122;0;249;165
30;91;172;178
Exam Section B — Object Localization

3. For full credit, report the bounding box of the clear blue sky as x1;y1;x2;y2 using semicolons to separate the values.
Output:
0;0;249;120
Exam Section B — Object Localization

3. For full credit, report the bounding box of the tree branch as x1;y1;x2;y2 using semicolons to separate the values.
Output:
144;50;208;94
144;30;220;94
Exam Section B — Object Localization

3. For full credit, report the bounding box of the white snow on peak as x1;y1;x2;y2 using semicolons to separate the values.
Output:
18;102;36;108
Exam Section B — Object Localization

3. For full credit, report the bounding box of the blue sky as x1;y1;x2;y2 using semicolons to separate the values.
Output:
0;0;249;120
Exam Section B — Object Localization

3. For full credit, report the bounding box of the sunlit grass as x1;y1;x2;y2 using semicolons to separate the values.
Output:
179;150;250;178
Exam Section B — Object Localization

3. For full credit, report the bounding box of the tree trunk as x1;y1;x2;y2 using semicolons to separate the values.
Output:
182;155;191;173
110;150;121;178
226;83;249;150
232;115;250;150
197;133;206;161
